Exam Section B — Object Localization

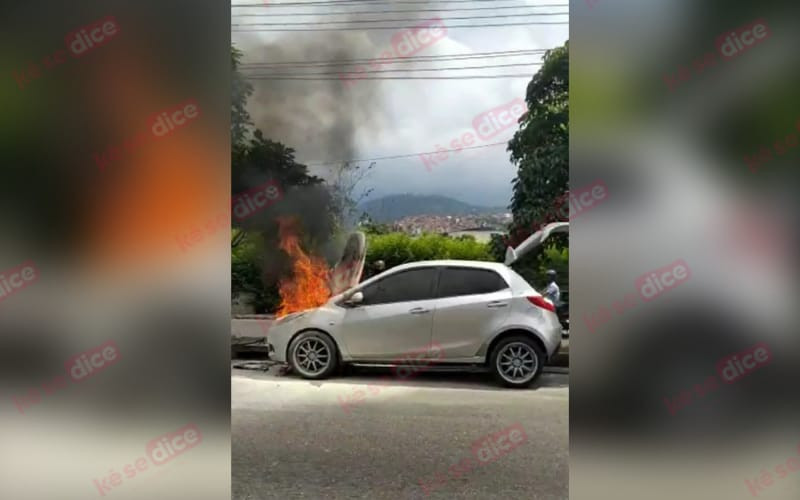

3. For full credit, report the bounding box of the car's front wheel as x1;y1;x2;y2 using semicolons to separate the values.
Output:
490;335;545;388
288;331;339;380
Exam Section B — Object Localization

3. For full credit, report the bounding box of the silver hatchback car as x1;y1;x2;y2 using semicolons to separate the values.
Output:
267;260;562;388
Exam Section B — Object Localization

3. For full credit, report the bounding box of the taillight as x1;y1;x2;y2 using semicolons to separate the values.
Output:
527;295;555;313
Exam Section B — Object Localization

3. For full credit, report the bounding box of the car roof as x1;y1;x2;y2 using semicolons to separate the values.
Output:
389;260;509;272
340;259;535;297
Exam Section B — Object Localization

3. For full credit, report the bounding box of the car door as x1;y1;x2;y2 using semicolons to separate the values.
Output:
431;267;513;360
339;267;439;361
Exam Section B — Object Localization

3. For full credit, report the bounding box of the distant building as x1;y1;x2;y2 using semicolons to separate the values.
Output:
392;212;507;238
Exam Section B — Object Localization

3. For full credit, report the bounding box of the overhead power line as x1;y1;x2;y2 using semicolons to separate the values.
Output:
233;0;556;7
240;49;549;68
232;21;568;31
244;61;542;76
243;73;535;80
302;140;510;167
232;12;567;27
232;4;567;17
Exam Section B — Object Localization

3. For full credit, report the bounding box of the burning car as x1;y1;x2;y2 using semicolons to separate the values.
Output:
267;225;567;388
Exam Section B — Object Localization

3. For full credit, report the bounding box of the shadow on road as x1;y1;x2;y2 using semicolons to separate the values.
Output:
232;357;568;391
344;366;569;391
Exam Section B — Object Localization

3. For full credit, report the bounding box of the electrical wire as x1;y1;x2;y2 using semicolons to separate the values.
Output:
244;61;542;76
232;4;567;16
233;0;556;7
244;73;534;79
301;140;510;167
232;12;567;27
233;21;568;31
240;49;549;68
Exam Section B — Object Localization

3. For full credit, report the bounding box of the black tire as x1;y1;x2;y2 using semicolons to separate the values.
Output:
287;331;339;380
489;335;545;388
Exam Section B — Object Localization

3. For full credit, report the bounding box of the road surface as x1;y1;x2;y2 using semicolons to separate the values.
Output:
232;364;568;499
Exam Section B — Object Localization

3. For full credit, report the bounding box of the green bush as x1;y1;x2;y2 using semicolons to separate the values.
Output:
232;231;280;312
365;232;493;269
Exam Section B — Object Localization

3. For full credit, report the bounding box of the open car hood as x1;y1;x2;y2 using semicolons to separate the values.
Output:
504;222;569;266
328;231;366;296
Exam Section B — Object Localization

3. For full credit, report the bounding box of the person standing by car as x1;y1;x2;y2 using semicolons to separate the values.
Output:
543;269;560;306
544;269;568;333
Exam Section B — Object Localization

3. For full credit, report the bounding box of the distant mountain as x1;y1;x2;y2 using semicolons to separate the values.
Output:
359;194;507;223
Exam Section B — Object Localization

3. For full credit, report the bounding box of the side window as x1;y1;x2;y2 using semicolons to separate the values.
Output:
360;268;438;305
437;268;509;298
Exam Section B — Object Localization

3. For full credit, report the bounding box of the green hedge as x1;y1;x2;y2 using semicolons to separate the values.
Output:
365;232;493;269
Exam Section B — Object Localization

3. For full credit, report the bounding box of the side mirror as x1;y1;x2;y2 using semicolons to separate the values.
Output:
345;291;364;306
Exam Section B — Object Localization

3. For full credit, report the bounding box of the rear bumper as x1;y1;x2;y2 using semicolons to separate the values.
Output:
540;313;564;358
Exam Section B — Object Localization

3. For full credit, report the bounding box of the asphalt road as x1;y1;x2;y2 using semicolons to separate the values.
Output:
232;365;568;499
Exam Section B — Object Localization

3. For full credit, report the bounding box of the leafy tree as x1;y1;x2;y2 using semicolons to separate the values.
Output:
231;46;253;158
231;46;328;214
230;45;335;312
496;41;569;291
232;230;279;312
358;213;392;235
507;41;569;236
328;161;375;232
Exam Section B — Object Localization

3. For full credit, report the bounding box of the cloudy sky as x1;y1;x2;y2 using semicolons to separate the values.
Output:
232;0;568;208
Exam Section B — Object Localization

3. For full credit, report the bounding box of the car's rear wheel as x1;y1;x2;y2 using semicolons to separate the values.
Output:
288;331;338;380
490;335;545;388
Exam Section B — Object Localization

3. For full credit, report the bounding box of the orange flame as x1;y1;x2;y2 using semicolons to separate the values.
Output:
276;217;332;317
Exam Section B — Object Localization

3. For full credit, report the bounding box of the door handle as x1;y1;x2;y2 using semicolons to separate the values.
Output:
409;307;430;314
487;301;509;308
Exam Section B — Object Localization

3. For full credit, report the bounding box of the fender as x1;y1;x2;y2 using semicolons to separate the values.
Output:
476;326;554;360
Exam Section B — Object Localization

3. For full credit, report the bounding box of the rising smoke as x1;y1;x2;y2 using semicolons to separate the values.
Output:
232;6;440;267
236;30;390;165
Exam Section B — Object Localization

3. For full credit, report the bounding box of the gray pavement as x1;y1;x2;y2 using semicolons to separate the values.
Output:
232;365;568;499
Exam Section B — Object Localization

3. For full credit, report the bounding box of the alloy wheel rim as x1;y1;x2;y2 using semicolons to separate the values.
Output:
496;342;538;384
293;338;331;376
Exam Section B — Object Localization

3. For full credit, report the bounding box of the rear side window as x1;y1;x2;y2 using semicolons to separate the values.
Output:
437;267;509;298
361;268;438;305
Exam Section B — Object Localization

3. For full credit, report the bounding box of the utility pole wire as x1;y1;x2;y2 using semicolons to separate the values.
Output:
232;12;567;26
302;141;510;167
233;21;568;31
244;61;543;76
244;74;535;79
240;49;549;68
233;4;567;16
233;0;557;7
